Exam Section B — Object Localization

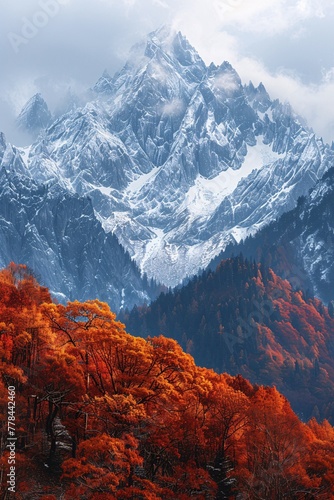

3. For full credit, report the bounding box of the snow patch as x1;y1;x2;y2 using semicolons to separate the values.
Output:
182;139;282;221
120;288;125;309
97;185;113;196
126;167;161;195
242;137;283;171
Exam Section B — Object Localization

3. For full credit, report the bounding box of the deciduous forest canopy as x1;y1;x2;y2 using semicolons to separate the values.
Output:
1;263;334;499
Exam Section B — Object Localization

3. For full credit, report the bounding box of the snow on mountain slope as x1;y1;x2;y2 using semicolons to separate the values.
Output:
210;166;334;304
4;26;334;289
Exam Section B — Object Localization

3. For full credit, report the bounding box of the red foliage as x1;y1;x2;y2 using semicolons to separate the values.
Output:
0;263;334;499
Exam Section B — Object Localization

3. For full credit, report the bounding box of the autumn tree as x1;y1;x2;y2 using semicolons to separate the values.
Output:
237;386;322;499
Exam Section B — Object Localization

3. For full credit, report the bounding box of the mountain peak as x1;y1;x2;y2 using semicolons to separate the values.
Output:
19;93;47;112
124;25;206;81
146;26;205;71
93;70;114;96
16;93;52;136
6;27;334;297
244;80;271;112
147;24;176;44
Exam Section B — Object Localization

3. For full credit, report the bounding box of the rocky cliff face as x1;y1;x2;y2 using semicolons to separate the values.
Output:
0;165;155;309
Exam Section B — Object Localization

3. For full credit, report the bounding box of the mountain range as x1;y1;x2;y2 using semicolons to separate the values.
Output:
1;26;334;307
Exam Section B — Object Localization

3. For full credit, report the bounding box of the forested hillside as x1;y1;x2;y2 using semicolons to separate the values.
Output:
122;256;334;423
1;263;334;498
209;167;334;304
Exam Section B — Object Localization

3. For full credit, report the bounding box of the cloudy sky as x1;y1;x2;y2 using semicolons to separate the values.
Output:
1;0;334;143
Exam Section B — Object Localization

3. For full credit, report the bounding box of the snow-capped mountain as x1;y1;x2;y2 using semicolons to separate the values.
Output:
16;93;52;139
3;26;334;292
0;146;156;309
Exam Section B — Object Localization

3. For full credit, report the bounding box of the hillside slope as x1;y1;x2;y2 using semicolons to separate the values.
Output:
122;256;334;422
1;264;334;499
210;167;334;304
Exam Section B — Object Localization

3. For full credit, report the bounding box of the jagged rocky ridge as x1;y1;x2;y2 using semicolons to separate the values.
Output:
5;26;334;295
0;163;156;309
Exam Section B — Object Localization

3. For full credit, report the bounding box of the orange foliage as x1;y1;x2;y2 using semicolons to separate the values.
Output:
0;263;334;499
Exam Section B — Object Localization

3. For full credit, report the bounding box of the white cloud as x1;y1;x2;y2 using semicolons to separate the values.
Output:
0;0;334;143
322;67;334;84
149;62;170;83
171;0;334;141
229;55;334;142
210;0;330;34
162;98;185;116
213;72;239;94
